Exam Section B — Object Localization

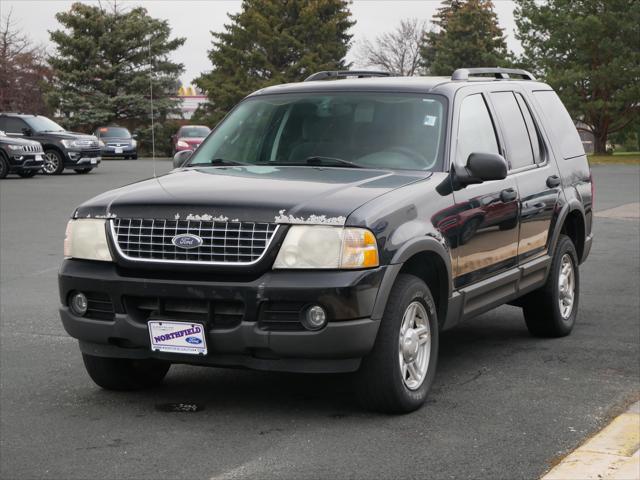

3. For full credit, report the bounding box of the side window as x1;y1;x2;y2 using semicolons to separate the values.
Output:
532;90;584;159
2;117;27;134
490;91;535;169
515;93;543;163
457;94;499;165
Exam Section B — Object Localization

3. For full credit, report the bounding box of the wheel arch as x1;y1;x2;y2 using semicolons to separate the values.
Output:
373;237;452;327
549;201;587;263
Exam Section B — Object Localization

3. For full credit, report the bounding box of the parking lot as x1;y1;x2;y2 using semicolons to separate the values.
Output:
1;160;638;479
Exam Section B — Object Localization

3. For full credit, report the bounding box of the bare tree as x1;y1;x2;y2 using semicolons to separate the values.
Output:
0;9;51;114
355;18;426;76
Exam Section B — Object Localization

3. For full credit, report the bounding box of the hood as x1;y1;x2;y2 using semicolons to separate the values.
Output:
34;130;97;142
75;165;431;225
102;136;133;143
179;137;206;145
0;135;41;147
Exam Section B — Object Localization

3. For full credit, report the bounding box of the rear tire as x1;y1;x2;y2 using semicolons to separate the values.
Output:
17;170;37;178
82;354;170;390
522;235;579;337
356;274;439;413
43;150;64;175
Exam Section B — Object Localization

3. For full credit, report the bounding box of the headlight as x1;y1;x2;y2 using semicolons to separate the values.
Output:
61;139;82;148
7;145;23;151
64;219;113;262
131;139;137;148
176;140;189;148
273;226;379;269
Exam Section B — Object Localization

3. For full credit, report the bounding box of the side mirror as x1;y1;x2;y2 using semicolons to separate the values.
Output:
22;127;33;136
132;134;138;139
173;150;193;169
455;153;508;187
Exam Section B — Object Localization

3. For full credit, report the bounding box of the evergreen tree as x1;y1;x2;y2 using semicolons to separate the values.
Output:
421;0;511;76
515;0;640;154
48;2;185;130
195;0;354;124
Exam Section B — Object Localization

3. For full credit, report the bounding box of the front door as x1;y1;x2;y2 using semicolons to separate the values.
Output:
450;91;520;289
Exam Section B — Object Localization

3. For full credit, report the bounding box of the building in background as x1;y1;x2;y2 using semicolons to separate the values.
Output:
171;84;207;120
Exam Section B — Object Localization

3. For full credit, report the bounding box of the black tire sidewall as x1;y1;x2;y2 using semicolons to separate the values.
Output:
0;155;8;179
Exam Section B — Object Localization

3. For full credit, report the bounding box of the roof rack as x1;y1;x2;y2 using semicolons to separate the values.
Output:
451;67;536;81
304;70;392;82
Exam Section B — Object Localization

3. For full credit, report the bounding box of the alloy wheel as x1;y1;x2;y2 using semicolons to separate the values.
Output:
398;301;431;390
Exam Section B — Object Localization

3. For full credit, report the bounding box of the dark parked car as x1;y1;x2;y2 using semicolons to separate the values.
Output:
0;130;44;178
58;68;593;413
171;125;211;154
0;113;100;175
94;126;137;160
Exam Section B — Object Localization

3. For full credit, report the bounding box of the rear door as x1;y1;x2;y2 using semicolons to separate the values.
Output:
450;89;520;288
488;89;562;264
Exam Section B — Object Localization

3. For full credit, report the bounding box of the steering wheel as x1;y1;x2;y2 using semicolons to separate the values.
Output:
386;146;432;168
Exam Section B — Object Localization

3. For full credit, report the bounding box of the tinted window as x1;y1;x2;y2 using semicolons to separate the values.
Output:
24;116;65;133
532;90;584;159
189;93;447;171
457;94;499;164
1;117;28;134
490;91;534;169
515;93;542;163
97;127;131;138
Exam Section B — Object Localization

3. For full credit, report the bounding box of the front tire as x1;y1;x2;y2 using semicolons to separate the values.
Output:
43;150;64;175
17;170;38;178
356;274;439;413
0;154;8;179
522;234;580;337
82;354;170;390
74;168;92;174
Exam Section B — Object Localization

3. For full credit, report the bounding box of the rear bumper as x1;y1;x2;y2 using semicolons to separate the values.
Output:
58;259;385;373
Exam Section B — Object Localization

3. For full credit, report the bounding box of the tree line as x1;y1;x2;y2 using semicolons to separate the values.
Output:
1;0;638;154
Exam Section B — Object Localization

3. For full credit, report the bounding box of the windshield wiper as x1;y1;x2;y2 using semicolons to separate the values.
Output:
303;156;363;168
195;158;248;167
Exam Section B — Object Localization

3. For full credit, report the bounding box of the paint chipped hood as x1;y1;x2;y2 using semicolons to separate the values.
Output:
74;165;431;224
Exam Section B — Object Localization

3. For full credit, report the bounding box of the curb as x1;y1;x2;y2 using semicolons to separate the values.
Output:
542;401;640;480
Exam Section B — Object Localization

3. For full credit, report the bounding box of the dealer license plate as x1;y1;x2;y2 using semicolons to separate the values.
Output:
115;147;123;154
148;321;207;355
35;154;43;161
90;158;98;164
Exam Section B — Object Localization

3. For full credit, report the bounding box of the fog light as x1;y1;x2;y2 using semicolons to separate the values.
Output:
302;305;327;331
70;292;88;316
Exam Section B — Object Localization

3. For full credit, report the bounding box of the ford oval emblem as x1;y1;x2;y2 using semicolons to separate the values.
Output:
185;337;202;344
172;234;203;249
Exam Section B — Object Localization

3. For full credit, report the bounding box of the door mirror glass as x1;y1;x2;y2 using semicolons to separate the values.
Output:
173;150;193;169
22;127;33;136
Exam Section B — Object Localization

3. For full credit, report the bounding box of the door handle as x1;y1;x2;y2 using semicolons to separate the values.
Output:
546;175;561;188
500;188;517;202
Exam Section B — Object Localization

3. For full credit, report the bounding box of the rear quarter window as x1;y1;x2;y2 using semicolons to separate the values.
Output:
532;90;584;159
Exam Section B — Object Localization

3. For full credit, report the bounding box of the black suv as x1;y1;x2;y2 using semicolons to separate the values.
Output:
0;130;44;178
0;113;101;175
58;68;593;413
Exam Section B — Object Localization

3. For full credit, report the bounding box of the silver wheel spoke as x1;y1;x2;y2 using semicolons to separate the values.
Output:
398;301;432;390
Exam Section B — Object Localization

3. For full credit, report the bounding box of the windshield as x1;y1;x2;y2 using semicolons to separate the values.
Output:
188;92;447;171
97;127;131;138
180;126;210;138
24;116;65;133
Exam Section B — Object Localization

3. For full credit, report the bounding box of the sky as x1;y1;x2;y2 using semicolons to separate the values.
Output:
2;0;521;86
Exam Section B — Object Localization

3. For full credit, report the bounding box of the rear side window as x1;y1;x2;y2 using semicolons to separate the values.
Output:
457;94;499;164
490;91;534;169
0;117;27;134
515;93;542;163
532;90;584;159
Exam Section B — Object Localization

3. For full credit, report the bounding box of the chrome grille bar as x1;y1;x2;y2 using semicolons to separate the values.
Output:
110;218;278;265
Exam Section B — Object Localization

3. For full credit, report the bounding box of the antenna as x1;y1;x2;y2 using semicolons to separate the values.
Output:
149;36;156;177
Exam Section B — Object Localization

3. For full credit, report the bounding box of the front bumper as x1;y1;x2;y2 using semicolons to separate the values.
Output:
58;260;385;373
101;146;136;157
64;149;101;168
9;154;44;171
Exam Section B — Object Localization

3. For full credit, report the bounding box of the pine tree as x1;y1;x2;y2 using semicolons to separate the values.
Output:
48;2;185;130
421;0;511;76
515;0;640;154
195;0;355;124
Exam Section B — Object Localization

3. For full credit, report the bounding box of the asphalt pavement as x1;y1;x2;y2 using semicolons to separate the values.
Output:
1;160;638;480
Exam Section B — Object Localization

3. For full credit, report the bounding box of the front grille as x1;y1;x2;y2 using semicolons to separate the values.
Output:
259;302;307;331
124;296;244;327
111;218;278;264
22;144;42;153
79;148;101;157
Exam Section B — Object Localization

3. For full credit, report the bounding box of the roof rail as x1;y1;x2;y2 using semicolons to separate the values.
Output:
304;70;392;82
451;67;536;81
